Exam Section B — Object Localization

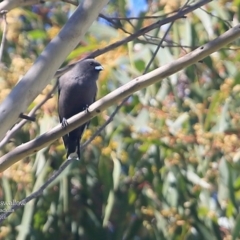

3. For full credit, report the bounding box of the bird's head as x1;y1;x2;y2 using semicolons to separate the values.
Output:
77;59;103;77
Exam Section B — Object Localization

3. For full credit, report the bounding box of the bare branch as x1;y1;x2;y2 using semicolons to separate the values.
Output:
97;10;182;20
19;113;36;122
0;22;239;171
99;13;132;35
200;7;232;28
137;38;196;49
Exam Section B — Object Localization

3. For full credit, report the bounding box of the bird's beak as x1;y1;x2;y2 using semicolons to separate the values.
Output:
95;65;104;71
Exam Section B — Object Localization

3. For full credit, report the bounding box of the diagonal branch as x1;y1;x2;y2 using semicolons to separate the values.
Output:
0;23;239;172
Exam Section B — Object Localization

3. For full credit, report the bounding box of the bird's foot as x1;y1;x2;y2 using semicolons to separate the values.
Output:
61;118;68;128
67;152;80;161
84;104;90;113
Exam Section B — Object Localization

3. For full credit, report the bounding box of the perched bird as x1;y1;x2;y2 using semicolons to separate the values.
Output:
58;59;103;160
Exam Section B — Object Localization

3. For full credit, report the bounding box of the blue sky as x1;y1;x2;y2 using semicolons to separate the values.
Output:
128;0;148;16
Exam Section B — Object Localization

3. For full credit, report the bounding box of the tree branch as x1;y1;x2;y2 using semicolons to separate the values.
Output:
0;23;239;171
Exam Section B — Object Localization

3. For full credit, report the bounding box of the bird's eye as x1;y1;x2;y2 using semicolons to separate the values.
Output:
89;62;94;66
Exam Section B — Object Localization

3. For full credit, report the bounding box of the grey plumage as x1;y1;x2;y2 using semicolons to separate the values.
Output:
58;59;103;160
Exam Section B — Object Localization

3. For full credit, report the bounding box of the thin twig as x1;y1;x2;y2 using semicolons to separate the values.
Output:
0;10;7;63
200;7;232;28
137;39;196;48
19;113;36;122
98;10;181;20
99;13;132;34
61;0;181;22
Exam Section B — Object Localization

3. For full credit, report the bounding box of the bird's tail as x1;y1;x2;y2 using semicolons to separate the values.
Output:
67;138;80;160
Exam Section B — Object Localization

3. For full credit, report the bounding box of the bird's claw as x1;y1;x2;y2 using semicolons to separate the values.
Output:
67;153;80;161
84;104;90;113
61;118;68;128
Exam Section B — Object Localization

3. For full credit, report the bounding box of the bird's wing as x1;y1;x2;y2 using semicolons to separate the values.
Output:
85;91;97;129
57;78;69;148
57;78;63;122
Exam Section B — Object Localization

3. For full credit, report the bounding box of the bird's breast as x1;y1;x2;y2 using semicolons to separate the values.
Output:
59;80;97;115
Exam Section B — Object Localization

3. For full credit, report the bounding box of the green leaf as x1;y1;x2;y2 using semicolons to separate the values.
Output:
204;91;220;131
27;30;47;40
112;153;121;191
102;190;114;227
98;157;113;197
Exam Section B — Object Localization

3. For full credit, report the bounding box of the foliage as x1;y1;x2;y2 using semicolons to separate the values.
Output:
1;0;240;239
